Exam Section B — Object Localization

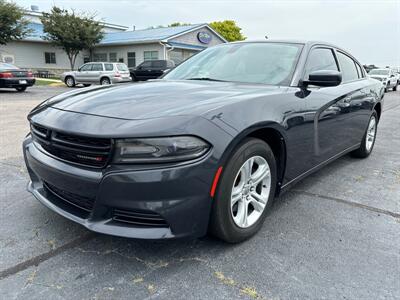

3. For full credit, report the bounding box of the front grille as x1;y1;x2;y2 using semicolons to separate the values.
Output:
43;181;95;213
31;123;112;168
113;208;168;227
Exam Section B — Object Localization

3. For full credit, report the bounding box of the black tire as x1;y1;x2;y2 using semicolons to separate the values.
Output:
83;84;91;87
351;111;378;158
15;86;27;92
209;138;277;243
131;74;137;82
384;86;389;93
65;76;75;87
393;83;398;91
100;77;111;85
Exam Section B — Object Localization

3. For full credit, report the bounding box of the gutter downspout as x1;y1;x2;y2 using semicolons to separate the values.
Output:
159;41;167;60
161;40;175;61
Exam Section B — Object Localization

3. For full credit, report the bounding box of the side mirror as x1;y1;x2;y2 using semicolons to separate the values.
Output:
303;70;342;87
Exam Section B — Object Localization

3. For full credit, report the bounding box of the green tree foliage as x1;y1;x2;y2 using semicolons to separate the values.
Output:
0;0;31;45
40;7;104;70
209;20;246;42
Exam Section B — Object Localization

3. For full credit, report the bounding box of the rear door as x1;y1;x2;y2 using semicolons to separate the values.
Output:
302;47;372;164
149;60;165;78
87;63;104;83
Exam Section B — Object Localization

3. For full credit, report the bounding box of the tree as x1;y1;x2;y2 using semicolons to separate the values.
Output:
40;7;104;70
209;20;246;42
0;0;31;45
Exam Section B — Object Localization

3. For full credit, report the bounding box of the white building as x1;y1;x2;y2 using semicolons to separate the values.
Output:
0;10;226;73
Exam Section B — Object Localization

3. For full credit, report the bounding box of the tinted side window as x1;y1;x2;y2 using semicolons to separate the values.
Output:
152;61;164;68
337;52;358;82
140;62;152;68
305;48;338;79
104;63;114;71
91;63;103;71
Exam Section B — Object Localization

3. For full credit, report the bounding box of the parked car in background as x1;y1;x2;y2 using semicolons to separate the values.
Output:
0;63;35;92
61;62;131;87
369;68;398;92
24;41;383;243
130;60;175;81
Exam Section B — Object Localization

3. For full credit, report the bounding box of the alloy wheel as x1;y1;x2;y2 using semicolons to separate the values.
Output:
230;156;271;228
366;116;377;152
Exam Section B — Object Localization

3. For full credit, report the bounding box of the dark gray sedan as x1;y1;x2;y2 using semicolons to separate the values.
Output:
0;63;35;92
23;41;383;243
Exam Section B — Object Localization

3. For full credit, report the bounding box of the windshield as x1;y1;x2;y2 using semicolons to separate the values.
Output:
164;42;303;85
369;69;389;75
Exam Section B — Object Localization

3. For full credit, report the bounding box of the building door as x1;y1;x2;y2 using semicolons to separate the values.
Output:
127;52;136;68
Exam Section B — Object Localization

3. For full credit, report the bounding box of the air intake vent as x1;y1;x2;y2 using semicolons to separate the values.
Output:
30;123;112;168
113;208;168;227
43;182;95;213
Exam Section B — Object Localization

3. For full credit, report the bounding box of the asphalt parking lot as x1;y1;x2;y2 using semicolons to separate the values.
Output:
0;85;399;300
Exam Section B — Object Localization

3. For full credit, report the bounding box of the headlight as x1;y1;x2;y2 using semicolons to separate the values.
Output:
113;136;210;163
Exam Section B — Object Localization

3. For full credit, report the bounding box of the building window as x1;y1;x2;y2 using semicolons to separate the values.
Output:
44;52;56;64
93;53;107;62
127;52;136;68
109;53;117;62
144;51;158;61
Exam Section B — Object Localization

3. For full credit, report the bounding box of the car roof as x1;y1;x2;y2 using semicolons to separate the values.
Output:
228;39;345;49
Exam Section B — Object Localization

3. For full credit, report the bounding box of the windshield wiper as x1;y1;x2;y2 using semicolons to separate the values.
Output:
186;77;226;82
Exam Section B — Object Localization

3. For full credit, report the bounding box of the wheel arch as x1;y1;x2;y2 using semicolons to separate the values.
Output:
218;122;287;195
373;102;382;121
100;76;112;84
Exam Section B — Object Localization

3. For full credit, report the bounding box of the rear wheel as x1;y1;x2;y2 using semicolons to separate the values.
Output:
393;82;398;91
65;76;75;87
351;111;378;158
100;77;111;85
209;138;277;243
15;86;27;92
83;84;91;87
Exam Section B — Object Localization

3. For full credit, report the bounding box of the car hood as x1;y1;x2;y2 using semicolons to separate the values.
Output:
45;80;285;120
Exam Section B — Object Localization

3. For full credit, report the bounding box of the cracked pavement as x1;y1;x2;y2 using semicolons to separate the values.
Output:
0;86;399;299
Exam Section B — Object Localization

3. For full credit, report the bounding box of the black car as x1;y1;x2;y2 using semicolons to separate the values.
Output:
130;59;175;81
0;63;35;92
23;41;383;243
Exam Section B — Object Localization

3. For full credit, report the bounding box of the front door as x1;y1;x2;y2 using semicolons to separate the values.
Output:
75;63;92;82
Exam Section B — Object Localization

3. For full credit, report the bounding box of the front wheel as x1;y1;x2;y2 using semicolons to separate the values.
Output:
393;83;398;91
65;76;75;87
15;86;27;92
351;111;378;158
209;138;277;243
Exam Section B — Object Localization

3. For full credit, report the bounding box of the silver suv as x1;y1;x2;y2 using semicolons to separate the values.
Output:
61;62;132;87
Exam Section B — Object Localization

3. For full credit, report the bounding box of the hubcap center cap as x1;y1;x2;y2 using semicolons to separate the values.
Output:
242;184;251;195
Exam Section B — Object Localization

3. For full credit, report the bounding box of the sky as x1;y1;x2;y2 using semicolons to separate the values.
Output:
15;0;400;67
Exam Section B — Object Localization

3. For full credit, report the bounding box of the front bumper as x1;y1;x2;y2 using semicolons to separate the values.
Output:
0;78;35;88
23;134;216;239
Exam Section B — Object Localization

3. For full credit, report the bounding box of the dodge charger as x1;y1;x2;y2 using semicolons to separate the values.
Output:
23;41;384;243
